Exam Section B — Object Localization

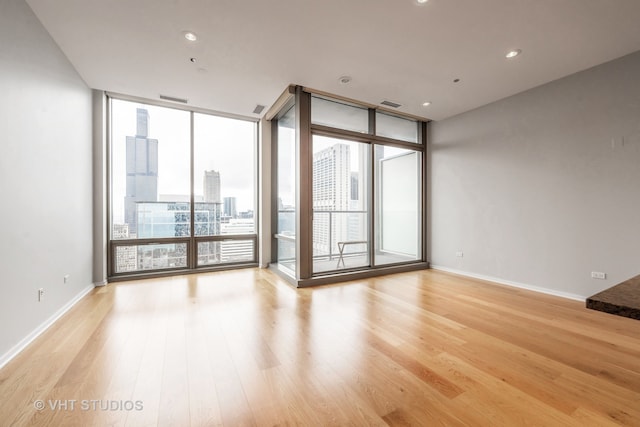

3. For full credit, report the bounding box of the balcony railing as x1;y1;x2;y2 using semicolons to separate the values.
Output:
312;209;367;259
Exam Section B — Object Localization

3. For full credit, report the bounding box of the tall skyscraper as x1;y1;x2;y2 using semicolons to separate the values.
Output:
223;196;237;218
200;170;222;263
203;170;221;203
312;143;351;256
313;143;351;210
124;108;158;236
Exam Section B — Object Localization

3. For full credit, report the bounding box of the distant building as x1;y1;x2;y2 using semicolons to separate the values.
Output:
136;202;221;238
112;223;130;239
220;219;255;262
124;108;158;236
223;196;237;218
114;246;137;272
113;222;136;272
312;143;351;256
203;170;221;203
135;201;222;267
237;210;254;219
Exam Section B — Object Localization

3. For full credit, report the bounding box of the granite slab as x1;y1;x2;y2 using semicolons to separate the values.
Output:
586;274;640;320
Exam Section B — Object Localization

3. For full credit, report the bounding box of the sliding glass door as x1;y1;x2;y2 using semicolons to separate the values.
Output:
312;135;369;273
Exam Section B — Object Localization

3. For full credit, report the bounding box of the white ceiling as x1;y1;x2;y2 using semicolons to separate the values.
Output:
26;0;640;121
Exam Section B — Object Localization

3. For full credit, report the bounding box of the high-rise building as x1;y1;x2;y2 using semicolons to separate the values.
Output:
124;108;158;236
312;143;351;256
313;143;351;210
203;170;221;203
223;196;237;218
112;223;136;272
220;219;255;262
112;223;130;239
201;170;223;263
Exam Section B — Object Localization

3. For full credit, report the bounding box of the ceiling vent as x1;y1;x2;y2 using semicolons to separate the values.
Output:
380;100;401;108
159;94;188;104
253;104;266;114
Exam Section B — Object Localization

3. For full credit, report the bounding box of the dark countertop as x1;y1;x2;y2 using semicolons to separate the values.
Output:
587;274;640;320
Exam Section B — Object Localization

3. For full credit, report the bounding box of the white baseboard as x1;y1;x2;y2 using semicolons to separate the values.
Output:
94;280;107;287
429;265;586;302
0;284;95;370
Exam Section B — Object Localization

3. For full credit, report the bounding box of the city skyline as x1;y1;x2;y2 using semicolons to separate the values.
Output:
112;102;256;271
111;99;256;226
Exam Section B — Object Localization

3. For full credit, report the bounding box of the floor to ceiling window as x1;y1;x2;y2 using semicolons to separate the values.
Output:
274;105;297;276
271;86;428;286
109;97;257;278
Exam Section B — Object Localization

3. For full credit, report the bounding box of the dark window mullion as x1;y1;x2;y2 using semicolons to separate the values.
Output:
189;111;196;269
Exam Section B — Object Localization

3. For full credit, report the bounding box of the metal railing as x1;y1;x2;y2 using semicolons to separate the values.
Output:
312;210;368;261
275;209;369;268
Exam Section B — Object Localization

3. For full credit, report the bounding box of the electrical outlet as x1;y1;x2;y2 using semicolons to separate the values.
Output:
38;288;45;302
591;272;607;280
63;274;70;284
455;251;464;258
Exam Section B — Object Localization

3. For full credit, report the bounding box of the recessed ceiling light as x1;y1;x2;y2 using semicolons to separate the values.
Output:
417;0;429;3
184;32;197;42
506;49;522;59
422;101;431;107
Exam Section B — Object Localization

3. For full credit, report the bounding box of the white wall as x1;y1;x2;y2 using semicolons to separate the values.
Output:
429;51;640;300
0;0;93;364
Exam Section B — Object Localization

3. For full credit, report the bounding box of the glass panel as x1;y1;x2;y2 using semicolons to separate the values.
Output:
197;239;254;266
277;238;296;276
376;111;419;143
277;106;297;274
311;96;369;134
194;114;256;235
374;145;422;266
312;135;369;273
114;243;187;273
111;100;191;239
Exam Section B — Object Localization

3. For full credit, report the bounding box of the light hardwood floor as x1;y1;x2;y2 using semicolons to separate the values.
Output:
1;268;639;426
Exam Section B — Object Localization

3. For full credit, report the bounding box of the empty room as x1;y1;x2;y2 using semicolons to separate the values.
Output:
1;0;639;425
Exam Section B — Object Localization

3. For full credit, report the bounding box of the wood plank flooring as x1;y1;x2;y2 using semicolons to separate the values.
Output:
0;268;639;426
